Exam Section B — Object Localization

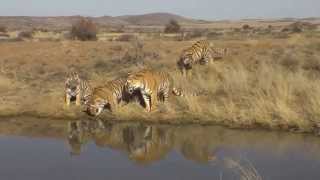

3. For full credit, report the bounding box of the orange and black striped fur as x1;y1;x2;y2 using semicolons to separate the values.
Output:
65;71;92;106
126;69;171;112
211;47;228;60
177;40;227;75
86;77;130;116
172;87;209;97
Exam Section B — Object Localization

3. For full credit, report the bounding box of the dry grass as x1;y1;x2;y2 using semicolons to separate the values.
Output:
0;29;320;133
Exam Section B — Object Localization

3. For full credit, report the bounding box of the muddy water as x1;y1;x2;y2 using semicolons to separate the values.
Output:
0;118;319;180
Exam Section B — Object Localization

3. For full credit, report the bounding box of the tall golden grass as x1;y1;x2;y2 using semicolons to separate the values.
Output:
0;30;320;133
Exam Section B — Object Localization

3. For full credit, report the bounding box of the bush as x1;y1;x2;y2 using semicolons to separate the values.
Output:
164;19;181;33
207;31;224;39
0;26;7;33
183;30;205;40
242;24;251;30
291;25;302;33
280;55;300;72
71;18;97;41
18;31;33;39
117;34;136;42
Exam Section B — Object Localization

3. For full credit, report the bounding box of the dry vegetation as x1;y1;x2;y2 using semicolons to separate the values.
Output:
0;19;320;134
70;18;97;41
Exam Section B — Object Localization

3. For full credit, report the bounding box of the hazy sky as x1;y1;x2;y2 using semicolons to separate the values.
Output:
1;0;320;20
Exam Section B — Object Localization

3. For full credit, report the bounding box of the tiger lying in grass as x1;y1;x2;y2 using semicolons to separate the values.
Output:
65;71;92;106
86;77;131;116
177;40;228;76
171;87;209;97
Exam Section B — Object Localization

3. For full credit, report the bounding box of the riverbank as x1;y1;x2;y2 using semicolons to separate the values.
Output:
0;31;320;134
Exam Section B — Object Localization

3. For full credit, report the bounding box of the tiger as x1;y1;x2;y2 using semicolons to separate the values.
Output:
171;87;209;97
211;47;228;60
126;69;171;112
67;120;90;155
86;77;130;116
65;71;92;106
177;40;228;76
128;125;171;165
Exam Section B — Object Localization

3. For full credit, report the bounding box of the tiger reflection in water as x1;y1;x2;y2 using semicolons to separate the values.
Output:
67;120;106;155
124;125;172;164
67;120;215;164
67;120;171;163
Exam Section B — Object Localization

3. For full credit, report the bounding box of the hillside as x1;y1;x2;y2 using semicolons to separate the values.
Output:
116;12;199;25
0;13;199;30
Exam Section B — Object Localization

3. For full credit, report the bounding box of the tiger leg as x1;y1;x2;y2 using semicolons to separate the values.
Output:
186;69;192;78
162;87;170;103
205;53;214;65
181;68;187;77
144;126;152;139
151;93;159;112
65;94;71;106
142;93;151;112
75;94;81;106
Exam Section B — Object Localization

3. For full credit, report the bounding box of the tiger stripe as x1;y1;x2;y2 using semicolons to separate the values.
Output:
171;87;208;97
65;71;92;106
177;40;227;76
86;77;129;116
126;69;171;112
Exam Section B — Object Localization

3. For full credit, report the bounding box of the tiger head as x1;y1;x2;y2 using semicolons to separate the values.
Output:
126;77;143;94
86;87;112;116
65;72;81;98
177;53;192;70
87;99;107;116
67;121;83;155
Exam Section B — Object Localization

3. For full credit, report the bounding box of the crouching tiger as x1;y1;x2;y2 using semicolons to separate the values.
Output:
65;71;92;106
86;77;130;116
126;69;171;112
177;40;227;76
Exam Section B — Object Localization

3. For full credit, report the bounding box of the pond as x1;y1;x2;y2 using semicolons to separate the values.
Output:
0;118;319;180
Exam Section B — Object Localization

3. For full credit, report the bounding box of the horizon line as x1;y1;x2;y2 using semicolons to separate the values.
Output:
0;12;319;22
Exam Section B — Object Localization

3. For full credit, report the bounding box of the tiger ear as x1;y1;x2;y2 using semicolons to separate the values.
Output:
74;72;80;79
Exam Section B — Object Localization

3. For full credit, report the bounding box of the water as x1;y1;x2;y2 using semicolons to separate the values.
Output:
0;118;319;180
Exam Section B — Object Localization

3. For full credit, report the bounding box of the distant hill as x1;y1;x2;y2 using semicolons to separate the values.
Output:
0;15;128;30
0;13;200;30
116;12;198;25
0;13;319;31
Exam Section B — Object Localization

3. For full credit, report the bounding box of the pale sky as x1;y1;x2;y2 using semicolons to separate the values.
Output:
1;0;320;20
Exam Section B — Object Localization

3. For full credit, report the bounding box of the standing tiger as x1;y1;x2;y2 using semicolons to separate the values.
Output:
65;71;92;106
126;69;171;112
177;40;227;76
86;77;130;116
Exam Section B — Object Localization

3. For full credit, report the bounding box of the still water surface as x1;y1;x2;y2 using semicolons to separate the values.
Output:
0;118;319;180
